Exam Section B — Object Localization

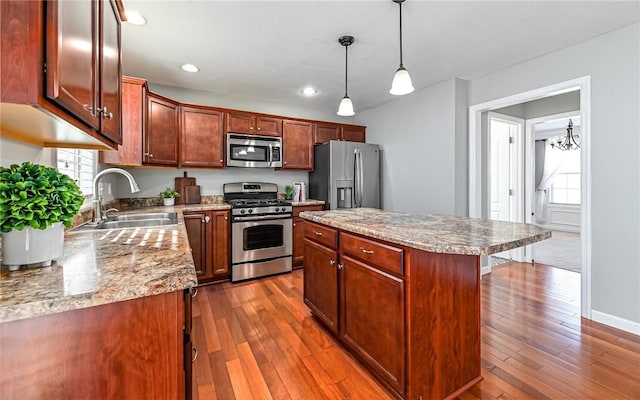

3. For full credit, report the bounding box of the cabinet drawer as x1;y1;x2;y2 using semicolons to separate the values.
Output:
304;221;338;249
340;232;404;276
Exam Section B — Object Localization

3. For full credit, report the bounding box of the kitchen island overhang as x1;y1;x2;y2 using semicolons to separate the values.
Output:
300;208;551;400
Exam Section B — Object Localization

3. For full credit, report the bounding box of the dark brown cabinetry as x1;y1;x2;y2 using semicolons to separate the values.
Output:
145;92;179;165
0;0;125;149
226;112;282;137
303;221;482;400
180;105;225;168
292;204;325;268
100;76;147;166
183;210;230;283
314;123;366;144
282;120;314;170
0;290;190;399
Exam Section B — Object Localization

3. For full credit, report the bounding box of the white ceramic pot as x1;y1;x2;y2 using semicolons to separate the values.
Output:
163;198;175;206
1;222;64;271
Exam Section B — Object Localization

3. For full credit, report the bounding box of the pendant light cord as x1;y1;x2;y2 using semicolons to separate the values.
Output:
398;1;404;68
344;44;349;97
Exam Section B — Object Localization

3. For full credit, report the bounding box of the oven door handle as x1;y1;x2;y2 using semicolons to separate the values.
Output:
233;214;292;222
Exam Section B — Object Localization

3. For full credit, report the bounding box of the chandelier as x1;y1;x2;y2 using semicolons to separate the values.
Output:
551;119;580;151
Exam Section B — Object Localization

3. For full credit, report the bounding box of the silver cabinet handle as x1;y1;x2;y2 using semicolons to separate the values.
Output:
192;347;198;362
360;247;374;254
83;104;94;113
338;264;344;270
329;260;336;265
101;106;114;120
189;287;198;298
314;231;323;236
204;216;211;223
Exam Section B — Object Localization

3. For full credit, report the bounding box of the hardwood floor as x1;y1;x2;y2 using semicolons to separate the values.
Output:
191;263;640;399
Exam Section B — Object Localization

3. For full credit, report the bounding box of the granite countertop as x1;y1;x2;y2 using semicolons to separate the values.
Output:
300;208;551;256
0;203;231;323
291;199;325;207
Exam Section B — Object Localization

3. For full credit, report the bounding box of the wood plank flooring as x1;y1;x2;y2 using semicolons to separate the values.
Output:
191;263;640;399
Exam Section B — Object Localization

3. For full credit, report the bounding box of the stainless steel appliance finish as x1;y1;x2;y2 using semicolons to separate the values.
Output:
226;134;283;168
224;182;292;282
309;140;381;210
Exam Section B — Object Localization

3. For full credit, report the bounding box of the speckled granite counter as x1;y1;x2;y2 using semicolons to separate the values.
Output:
0;203;230;323
300;208;550;255
291;199;325;207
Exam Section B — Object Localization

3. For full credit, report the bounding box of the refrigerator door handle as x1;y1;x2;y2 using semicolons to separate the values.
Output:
358;149;364;207
353;148;359;208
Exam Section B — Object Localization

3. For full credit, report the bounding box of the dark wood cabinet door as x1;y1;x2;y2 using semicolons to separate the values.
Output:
100;76;146;166
255;116;282;137
340;254;405;395
303;238;339;334
314;123;341;144
146;93;179;165
97;0;122;144
282;120;314;170
225;112;253;134
46;0;100;130
180;105;224;167
211;211;230;277
342;125;366;143
183;212;209;278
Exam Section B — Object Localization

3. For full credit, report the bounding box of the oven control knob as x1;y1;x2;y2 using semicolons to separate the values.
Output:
248;209;253;214
240;209;246;214
275;207;280;212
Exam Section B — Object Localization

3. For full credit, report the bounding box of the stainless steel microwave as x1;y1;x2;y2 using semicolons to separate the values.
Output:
226;134;283;168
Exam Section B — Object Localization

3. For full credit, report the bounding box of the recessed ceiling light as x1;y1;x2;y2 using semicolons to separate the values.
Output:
125;10;147;26
181;64;200;73
302;87;318;96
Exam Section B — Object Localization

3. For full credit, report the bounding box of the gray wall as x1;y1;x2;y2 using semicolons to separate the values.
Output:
0;138;56;168
359;78;468;216
494;90;580;119
469;23;640;325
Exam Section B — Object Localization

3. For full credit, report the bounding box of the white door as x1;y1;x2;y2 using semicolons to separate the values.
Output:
489;113;524;261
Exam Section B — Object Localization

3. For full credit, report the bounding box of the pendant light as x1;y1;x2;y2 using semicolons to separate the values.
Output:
337;35;355;116
390;0;414;95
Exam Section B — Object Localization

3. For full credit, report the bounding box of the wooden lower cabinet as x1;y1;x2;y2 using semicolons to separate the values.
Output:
303;221;482;400
292;204;325;268
0;290;191;399
183;210;230;283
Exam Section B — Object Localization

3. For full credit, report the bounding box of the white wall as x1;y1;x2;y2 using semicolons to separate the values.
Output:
359;78;468;215
0;138;56;167
494;90;580;119
469;23;640;326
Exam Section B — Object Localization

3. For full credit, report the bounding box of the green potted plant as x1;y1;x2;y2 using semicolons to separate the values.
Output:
159;187;180;206
284;185;294;200
0;162;84;271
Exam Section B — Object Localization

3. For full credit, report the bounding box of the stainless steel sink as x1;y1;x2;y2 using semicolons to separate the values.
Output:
72;212;178;231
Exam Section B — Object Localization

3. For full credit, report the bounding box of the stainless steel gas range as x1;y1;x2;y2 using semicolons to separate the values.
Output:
223;182;292;282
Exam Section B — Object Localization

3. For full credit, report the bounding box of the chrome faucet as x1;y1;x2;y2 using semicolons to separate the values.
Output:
92;168;140;222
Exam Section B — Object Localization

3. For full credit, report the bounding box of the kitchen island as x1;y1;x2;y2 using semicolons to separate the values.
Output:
300;208;550;400
0;204;228;399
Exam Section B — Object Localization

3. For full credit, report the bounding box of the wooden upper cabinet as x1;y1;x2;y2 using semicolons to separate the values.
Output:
44;0;122;144
145;92;179;165
100;76;147;166
341;125;366;143
314;123;341;144
180;105;224;168
226;112;282;137
282;120;314;170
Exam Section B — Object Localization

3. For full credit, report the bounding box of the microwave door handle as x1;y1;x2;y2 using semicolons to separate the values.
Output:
268;143;273;167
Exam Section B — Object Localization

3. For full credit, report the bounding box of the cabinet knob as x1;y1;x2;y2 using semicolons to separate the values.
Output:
284;161;287;165
83;104;94;113
257;127;261;131
224;216;228;220
250;126;254;130
204;216;211;223
329;260;336;265
100;106;114;120
149;153;154;158
293;223;296;227
219;159;223;163
338;264;344;270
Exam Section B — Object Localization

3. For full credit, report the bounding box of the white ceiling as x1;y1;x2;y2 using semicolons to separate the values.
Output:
120;1;639;115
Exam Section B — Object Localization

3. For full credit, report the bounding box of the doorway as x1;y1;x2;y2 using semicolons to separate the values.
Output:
468;76;592;319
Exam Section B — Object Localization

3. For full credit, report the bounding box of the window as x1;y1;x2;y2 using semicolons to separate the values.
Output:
57;149;96;196
550;148;580;204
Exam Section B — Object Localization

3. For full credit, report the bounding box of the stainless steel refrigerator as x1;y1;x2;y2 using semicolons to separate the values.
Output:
309;141;380;210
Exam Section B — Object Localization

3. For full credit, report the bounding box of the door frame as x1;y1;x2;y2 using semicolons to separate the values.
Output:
468;76;592;319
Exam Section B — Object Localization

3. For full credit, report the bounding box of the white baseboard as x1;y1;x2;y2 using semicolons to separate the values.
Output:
591;310;640;335
481;265;492;276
